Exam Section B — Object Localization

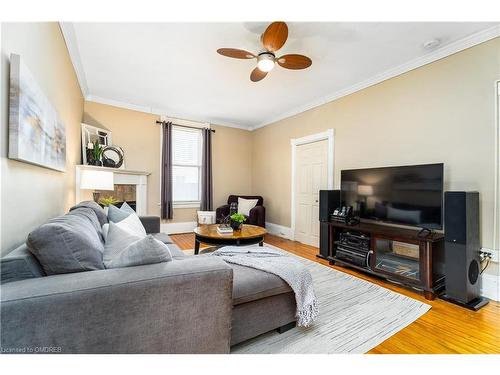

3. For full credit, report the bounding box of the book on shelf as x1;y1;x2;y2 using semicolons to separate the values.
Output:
217;226;233;235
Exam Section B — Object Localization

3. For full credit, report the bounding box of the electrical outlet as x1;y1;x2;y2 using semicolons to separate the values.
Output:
480;247;498;263
481;248;499;263
479;251;491;262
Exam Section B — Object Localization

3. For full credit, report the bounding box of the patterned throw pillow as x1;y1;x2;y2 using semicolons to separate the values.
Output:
103;222;172;269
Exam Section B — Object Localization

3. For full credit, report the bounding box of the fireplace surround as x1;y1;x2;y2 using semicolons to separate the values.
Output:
75;165;150;215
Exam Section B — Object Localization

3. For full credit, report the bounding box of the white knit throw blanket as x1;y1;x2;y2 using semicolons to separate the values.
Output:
211;245;319;327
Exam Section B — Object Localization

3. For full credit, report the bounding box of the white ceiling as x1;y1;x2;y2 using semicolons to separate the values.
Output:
63;22;499;130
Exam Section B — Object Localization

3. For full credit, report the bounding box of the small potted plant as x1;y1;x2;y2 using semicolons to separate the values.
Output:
90;140;103;166
99;196;119;214
230;213;246;231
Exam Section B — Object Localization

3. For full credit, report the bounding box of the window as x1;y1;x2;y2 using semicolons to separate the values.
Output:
172;126;202;206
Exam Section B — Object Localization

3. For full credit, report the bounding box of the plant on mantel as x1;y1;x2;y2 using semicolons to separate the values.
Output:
90;140;103;166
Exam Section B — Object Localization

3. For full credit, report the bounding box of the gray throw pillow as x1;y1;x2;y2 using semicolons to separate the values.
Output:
120;201;135;214
107;204;131;223
27;208;105;275
103;222;171;269
107;202;136;223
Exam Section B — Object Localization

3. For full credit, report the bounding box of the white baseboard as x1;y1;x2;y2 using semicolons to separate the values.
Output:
481;273;500;302
266;222;293;240
160;221;197;234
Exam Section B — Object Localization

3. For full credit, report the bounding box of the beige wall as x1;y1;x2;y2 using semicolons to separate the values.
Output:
211;124;253;208
82;102;162;216
82;102;253;223
1;23;84;253
252;38;500;253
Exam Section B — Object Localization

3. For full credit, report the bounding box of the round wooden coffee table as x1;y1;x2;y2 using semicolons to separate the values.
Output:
193;224;267;255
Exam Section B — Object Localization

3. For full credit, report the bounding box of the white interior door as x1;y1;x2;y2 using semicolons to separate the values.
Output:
294;139;329;247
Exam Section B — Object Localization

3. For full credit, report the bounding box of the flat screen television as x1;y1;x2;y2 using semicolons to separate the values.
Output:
340;163;444;229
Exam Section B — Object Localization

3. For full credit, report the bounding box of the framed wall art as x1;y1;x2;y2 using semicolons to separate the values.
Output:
9;54;66;172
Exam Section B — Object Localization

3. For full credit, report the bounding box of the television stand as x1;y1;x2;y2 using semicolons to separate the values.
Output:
320;221;445;300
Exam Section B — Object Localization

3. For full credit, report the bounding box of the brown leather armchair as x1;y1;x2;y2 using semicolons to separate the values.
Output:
216;195;266;228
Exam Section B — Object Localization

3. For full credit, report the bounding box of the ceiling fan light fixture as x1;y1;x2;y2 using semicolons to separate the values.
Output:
257;53;275;72
216;22;311;82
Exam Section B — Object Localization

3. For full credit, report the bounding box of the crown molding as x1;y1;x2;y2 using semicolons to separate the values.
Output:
60;22;250;131
85;95;251;131
59;22;89;97
250;24;500;131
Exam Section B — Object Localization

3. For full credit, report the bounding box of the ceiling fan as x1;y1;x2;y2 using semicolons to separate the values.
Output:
217;21;312;82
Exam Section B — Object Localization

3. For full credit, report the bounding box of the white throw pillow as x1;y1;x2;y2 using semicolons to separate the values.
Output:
237;197;259;216
102;211;146;240
103;222;171;269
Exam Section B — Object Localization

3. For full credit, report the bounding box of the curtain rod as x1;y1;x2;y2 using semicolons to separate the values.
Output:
156;120;215;133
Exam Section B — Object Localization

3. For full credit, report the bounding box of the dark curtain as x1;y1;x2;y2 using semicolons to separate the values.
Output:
200;128;213;211
160;121;173;220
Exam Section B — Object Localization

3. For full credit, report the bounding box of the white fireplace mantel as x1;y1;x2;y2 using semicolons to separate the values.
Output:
75;165;151;215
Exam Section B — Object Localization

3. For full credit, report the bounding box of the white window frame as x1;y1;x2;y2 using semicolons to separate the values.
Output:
171;125;203;208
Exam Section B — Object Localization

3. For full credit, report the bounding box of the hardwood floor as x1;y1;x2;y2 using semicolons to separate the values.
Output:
170;232;500;354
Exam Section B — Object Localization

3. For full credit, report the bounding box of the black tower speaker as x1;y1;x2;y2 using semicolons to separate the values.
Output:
441;191;488;310
319;190;341;222
318;190;341;259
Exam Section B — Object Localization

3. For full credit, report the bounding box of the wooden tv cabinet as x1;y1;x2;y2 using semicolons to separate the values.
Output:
320;221;445;300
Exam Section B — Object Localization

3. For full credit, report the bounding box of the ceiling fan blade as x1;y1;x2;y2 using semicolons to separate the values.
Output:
250;67;268;82
261;22;288;52
217;48;256;59
277;54;312;70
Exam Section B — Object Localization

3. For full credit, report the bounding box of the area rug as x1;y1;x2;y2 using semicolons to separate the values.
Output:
181;243;431;354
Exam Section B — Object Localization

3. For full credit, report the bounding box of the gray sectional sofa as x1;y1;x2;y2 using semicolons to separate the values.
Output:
0;203;296;353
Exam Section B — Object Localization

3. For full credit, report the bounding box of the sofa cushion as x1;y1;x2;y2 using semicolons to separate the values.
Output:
27;207;105;275
0;244;45;284
70;200;108;227
230;263;292;305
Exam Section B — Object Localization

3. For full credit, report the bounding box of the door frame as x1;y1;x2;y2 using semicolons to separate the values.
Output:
290;129;335;241
495;79;500;301
495;80;500;253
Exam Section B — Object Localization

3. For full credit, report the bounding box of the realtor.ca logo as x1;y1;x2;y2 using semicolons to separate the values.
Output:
1;346;62;353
